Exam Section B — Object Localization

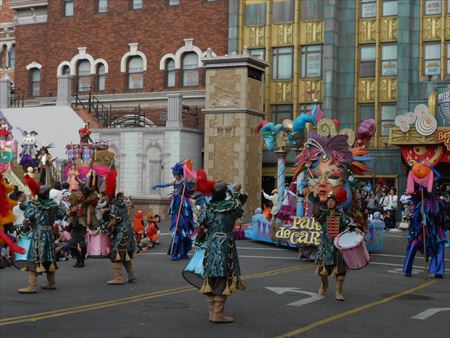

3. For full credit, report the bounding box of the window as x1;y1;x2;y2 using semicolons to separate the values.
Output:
301;45;322;78
127;56;144;89
166;59;176;88
360;45;376;77
424;43;441;76
62;65;70;76
447;43;450;74
249;48;265;60
131;0;143;9
98;0;108;13
64;0;74;16
77;60;91;92
245;2;266;25
271;104;292;124
272;47;293;80
359;105;375;123
361;0;376;18
30;68;40;97
381;105;396;136
301;0;324;20
182;52;199;86
168;0;180;5
299;103;313;115
382;0;398;16
97;64;106;91
381;45;397;76
0;49;3;68
8;45;15;69
272;0;294;23
425;0;441;15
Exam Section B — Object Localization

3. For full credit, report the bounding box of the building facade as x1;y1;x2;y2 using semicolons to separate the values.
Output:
233;0;450;191
0;0;16;82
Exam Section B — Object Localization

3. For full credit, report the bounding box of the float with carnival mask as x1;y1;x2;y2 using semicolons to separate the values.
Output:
388;88;449;279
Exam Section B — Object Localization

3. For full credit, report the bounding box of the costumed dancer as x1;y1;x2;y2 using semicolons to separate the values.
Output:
152;162;195;261
106;192;138;285
195;181;247;323
79;122;93;144
17;129;38;171
294;128;375;301
67;164;81;191
18;186;66;293
67;189;87;268
403;162;447;278
37;144;55;186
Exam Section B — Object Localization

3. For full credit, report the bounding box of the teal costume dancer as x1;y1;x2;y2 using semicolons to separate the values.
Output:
107;192;138;285
18;187;66;293
196;182;247;323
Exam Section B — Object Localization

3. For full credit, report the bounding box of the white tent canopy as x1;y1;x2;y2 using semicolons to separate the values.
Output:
2;106;85;161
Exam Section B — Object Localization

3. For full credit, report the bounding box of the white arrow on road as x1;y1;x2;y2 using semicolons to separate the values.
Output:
266;287;324;307
412;308;450;320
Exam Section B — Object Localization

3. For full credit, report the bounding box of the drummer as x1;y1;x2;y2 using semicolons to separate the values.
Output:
311;190;351;301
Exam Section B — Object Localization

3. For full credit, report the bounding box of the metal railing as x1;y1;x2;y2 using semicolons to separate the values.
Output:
9;88;24;108
73;88;111;127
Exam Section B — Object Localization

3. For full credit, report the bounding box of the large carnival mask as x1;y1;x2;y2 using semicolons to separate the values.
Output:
307;161;347;202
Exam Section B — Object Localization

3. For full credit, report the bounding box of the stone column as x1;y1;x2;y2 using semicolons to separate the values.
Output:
202;54;268;214
166;93;183;128
56;75;72;106
0;78;11;108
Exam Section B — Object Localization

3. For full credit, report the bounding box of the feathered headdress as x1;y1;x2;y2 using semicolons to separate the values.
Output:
196;169;215;196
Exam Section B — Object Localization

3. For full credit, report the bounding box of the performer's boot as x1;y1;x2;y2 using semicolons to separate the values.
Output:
18;272;38;294
41;272;57;290
211;295;234;323
319;276;328;296
335;276;345;301
123;261;138;282
207;296;215;322
107;263;124;285
78;247;86;268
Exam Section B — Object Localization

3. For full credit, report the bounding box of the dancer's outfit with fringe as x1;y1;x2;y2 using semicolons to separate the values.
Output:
107;197;138;285
18;198;66;293
197;198;247;323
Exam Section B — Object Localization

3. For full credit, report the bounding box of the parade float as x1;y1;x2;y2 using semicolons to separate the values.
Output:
245;105;376;259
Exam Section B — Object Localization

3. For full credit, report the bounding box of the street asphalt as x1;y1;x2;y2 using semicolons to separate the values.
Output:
0;225;449;338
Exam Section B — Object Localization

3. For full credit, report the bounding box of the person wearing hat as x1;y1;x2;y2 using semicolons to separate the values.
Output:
196;181;247;323
18;186;66;293
311;189;352;301
261;188;279;218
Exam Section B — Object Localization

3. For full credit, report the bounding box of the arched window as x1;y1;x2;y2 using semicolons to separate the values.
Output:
166;59;175;88
29;68;41;97
127;56;144;89
8;45;15;69
97;63;106;91
77;60;91;92
182;52;199;86
62;65;70;76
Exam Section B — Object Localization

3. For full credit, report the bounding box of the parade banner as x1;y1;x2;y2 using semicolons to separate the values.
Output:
434;128;450;151
274;217;322;246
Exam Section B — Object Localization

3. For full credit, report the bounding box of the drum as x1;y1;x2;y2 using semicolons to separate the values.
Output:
87;229;111;258
14;232;32;269
182;246;205;289
334;230;370;270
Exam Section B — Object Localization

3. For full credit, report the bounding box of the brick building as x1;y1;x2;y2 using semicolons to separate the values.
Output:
0;0;16;82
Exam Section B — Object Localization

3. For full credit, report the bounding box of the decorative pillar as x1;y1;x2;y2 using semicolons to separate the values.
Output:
0;78;11;108
56;75;72;106
166;93;183;128
202;54;268;214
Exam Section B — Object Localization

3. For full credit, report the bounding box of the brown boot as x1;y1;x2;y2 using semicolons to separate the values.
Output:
211;295;234;323
335;276;345;301
41;271;57;289
319;276;328;296
207;296;215;322
18;272;38;294
123;262;137;282
107;263;125;285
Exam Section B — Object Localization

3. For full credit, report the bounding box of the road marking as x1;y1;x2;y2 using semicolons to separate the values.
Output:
0;264;313;326
142;252;299;260
276;280;438;338
237;246;286;251
411;307;450;320
372;253;450;262
370;261;450;275
267;287;324;307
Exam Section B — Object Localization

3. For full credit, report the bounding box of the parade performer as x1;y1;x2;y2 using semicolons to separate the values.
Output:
195;181;247;323
18;129;38;171
152;162;195;261
18;186;66;293
107;192;138;285
294;127;375;301
67;190;87;268
403;162;447;278
67;164;81;191
79;123;93;144
37;144;55;186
